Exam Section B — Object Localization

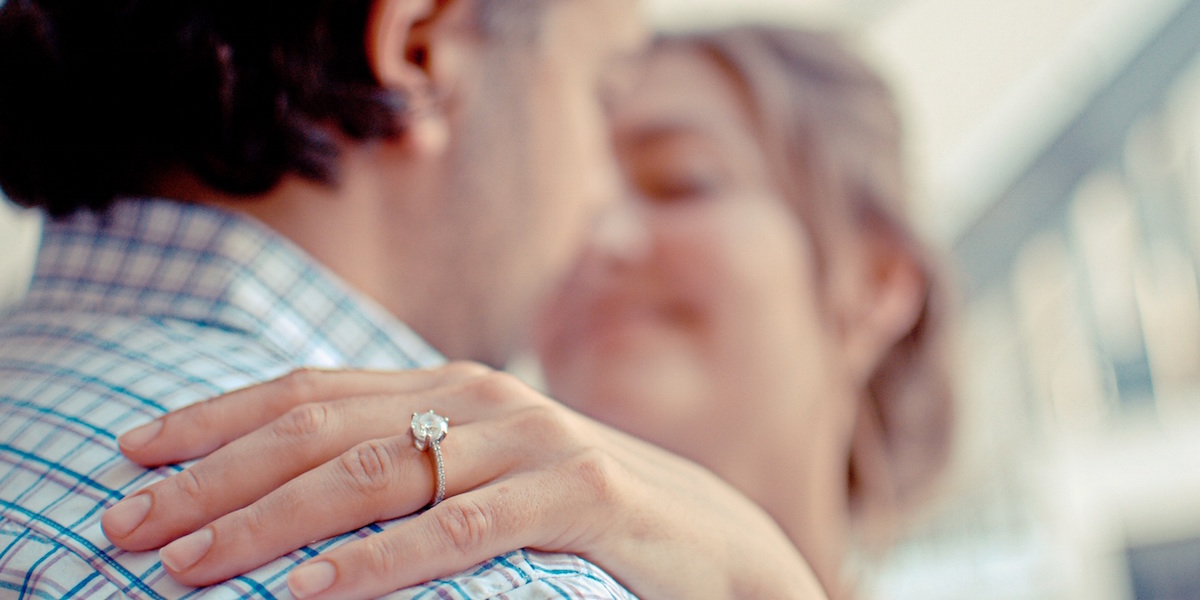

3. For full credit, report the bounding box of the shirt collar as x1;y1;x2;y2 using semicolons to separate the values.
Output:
27;198;444;369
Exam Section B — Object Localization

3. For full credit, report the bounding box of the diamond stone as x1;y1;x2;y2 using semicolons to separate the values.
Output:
411;410;448;450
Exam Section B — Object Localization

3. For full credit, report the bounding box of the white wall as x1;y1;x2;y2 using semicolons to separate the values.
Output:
0;200;39;311
646;0;1173;241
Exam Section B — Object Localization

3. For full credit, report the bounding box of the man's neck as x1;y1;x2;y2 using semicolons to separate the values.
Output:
151;160;422;342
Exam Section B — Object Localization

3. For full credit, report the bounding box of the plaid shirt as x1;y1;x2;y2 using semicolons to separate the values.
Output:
0;199;635;599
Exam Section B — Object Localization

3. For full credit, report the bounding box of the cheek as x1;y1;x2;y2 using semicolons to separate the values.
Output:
662;203;838;398
663;202;818;327
518;86;607;286
540;82;614;239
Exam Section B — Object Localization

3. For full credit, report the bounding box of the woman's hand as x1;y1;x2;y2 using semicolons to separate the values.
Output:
101;363;825;599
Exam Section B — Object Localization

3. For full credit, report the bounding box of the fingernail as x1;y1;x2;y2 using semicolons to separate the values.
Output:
103;493;152;537
119;420;163;451
159;528;213;573
288;561;336;598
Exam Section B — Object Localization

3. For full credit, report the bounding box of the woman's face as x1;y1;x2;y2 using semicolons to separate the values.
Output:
534;46;854;492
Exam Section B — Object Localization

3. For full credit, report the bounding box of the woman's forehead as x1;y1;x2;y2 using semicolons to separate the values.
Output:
611;48;758;147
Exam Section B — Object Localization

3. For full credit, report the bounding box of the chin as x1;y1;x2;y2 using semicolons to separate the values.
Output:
550;343;710;436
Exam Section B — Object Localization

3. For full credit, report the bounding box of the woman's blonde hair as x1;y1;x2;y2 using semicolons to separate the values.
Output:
664;26;955;532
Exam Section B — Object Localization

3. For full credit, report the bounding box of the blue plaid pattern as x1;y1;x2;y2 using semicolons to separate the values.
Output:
0;199;635;599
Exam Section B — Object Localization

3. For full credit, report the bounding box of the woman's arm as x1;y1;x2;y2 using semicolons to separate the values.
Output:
102;364;825;600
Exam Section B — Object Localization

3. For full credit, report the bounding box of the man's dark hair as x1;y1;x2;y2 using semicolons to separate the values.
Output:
0;0;404;216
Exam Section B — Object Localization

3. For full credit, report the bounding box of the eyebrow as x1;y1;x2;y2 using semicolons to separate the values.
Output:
620;122;715;147
599;54;647;109
619;121;765;177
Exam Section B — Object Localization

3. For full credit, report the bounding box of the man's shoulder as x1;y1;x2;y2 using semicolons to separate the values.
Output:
0;307;293;410
383;549;636;600
0;312;633;599
0;520;635;600
0;308;293;597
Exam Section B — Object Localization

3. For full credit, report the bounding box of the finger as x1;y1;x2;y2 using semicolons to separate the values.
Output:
107;389;442;551
116;362;492;466
105;396;386;551
103;370;546;551
284;472;581;600
156;420;521;587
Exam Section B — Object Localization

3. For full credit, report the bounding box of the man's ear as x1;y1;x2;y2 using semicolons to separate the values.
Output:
366;0;462;156
835;224;927;385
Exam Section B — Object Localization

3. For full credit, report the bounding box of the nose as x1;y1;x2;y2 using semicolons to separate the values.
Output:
581;118;649;265
587;194;651;265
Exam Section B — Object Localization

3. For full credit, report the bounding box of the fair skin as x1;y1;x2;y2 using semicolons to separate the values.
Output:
536;46;853;590
535;45;927;593
100;2;827;599
535;45;857;588
109;366;823;599
202;0;641;367
101;38;928;598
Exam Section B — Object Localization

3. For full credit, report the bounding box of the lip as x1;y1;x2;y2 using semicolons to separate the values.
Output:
543;293;698;359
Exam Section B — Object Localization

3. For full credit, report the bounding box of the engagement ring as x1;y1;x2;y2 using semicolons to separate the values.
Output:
411;410;449;507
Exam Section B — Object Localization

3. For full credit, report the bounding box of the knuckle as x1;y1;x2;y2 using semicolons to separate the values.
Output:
512;404;575;448
338;439;403;495
463;371;528;409
440;361;491;380
238;502;274;540
277;368;322;405
173;467;208;505
186;398;220;432
434;498;493;556
564;448;624;508
360;534;405;577
271;403;331;440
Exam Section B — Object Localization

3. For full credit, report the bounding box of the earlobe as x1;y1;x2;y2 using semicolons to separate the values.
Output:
839;232;928;384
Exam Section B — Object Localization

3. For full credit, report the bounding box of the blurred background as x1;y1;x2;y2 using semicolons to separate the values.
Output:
649;1;1200;599
3;0;1200;597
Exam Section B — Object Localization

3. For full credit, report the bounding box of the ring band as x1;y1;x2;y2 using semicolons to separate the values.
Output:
411;410;449;507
